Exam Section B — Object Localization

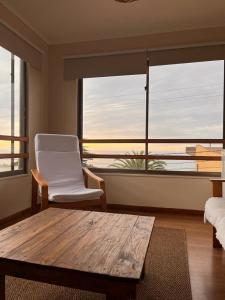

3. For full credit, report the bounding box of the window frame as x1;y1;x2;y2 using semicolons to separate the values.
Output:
78;59;225;177
0;53;28;178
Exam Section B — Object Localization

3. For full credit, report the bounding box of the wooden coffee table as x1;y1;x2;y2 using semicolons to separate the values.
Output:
0;208;154;299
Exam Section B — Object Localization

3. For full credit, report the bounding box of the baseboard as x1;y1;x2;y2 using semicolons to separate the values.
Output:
107;204;204;215
0;207;32;227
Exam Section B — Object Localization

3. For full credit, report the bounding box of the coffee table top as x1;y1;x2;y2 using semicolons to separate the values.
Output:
0;208;154;280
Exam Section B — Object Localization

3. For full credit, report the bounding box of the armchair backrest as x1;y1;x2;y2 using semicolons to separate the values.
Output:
34;134;84;187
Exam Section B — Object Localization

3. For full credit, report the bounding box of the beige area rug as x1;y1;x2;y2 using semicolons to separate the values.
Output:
6;227;192;300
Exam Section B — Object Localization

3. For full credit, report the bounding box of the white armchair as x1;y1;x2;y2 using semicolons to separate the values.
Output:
31;134;106;212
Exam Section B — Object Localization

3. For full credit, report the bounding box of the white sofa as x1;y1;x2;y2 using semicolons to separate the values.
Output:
204;178;225;248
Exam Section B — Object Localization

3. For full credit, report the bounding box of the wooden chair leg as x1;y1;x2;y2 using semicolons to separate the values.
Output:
40;186;49;211
31;174;38;214
101;196;107;212
213;226;222;248
99;181;107;211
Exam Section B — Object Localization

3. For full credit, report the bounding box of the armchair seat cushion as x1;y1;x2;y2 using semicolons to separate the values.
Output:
48;182;103;203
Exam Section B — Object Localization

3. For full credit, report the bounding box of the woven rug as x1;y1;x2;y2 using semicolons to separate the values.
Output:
6;227;192;300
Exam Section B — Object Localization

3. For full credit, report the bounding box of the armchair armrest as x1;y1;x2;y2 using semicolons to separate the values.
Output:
31;169;48;188
210;178;225;197
82;167;107;211
82;167;104;188
31;169;49;210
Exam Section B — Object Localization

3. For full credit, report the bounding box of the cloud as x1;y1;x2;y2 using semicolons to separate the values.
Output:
83;60;224;140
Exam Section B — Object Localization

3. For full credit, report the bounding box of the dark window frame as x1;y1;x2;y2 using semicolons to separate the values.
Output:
0;53;28;178
78;59;225;176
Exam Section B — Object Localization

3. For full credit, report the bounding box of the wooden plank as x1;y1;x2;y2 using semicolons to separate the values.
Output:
4;210;90;261
82;153;221;161
0;135;28;142
20;211;106;265
110;216;155;279
81;138;225;144
78;215;139;275
0;208;73;256
55;214;139;275
0;153;29;159
42;212;125;268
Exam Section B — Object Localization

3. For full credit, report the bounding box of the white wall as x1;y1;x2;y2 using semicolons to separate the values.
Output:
96;173;211;210
0;65;48;219
0;6;48;220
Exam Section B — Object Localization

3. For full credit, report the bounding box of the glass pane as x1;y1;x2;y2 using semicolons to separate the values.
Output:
147;159;221;173
14;141;24;171
14;158;24;171
0;47;25;175
0;141;11;154
83;74;146;139
83;158;145;170
148;143;222;173
148;61;224;139
82;143;145;170
82;143;144;154
0;47;11;135
0;159;11;172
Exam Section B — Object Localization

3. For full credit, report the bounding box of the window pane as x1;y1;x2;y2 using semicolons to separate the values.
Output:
148;61;224;139
0;159;11;172
83;75;146;139
147;159;221;173
84;158;146;170
148;143;222;173
0;141;11;154
83;143;144;154
82;143;145;170
0;46;26;175
0;47;11;135
14;158;24;171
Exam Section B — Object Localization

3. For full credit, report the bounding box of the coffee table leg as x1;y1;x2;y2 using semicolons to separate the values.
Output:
0;275;5;300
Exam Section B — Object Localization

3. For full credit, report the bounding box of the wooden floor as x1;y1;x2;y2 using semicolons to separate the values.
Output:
109;209;225;300
153;212;225;300
1;209;225;300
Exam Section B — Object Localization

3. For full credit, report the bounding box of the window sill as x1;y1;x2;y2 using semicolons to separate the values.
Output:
91;168;220;179
0;173;28;181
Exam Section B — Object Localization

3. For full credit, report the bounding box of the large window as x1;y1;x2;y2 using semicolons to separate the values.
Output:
0;46;27;177
79;60;224;175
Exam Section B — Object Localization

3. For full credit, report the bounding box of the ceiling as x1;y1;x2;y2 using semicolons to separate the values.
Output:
1;0;225;45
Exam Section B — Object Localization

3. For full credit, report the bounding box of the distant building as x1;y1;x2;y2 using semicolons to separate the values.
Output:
186;145;221;173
